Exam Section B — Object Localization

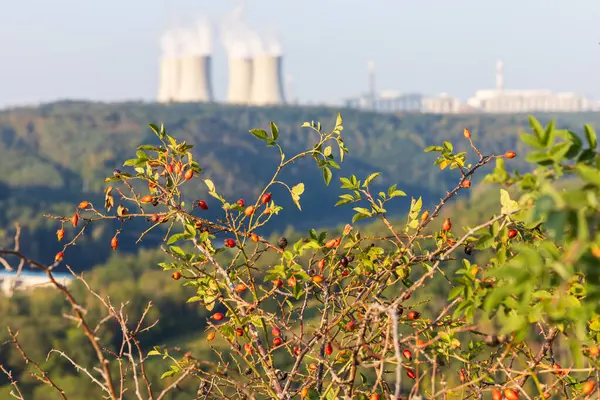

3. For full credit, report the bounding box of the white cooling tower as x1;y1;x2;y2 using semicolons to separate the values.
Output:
157;30;181;103
176;55;214;102
157;57;179;103
249;55;286;106
227;57;253;104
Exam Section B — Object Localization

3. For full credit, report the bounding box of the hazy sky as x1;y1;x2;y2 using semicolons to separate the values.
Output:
1;0;599;108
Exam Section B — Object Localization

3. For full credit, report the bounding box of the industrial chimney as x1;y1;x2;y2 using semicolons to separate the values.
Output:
249;55;285;106
496;60;504;91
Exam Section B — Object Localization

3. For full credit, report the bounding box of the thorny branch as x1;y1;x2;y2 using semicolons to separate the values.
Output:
0;118;597;400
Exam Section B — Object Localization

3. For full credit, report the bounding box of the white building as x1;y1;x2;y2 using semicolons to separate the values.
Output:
0;271;73;297
465;60;593;113
344;91;423;113
422;93;462;114
467;89;591;113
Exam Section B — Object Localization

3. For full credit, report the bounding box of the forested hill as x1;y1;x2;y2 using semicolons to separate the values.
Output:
1;100;599;268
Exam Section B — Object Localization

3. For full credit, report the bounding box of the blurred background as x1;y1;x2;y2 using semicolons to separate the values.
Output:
1;0;599;108
0;1;599;398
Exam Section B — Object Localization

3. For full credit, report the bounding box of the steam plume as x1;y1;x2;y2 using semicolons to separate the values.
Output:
159;29;180;58
221;5;281;58
181;18;213;56
160;18;213;58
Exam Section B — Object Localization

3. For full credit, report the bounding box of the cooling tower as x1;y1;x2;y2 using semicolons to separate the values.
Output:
227;58;253;104
176;55;214;102
157;57;180;103
249;55;285;106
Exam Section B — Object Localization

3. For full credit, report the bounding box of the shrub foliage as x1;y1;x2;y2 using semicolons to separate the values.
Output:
1;114;600;399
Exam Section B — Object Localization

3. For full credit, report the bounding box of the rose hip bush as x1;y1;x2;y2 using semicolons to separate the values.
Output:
1;114;600;399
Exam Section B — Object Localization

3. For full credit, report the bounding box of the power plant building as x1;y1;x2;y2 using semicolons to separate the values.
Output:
176;55;214;102
157;57;181;103
343;62;422;112
249;55;286;106
343;59;594;115
422;93;461;114
227;57;253;104
344;91;423;113
466;90;591;113
157;22;214;104
157;16;287;106
465;61;593;113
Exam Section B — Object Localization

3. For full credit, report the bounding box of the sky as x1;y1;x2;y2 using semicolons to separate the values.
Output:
0;0;599;108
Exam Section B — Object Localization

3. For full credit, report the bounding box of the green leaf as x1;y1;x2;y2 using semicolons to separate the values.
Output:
169;246;185;258
474;233;494;250
353;207;372;216
528;116;544;140
138;144;164;152
408;197;422;217
167;233;188;245
136;150;148;159
524;151;553;165
340;177;353;189
292;183;304;196
289;183;305;210
389;190;406;198
335;198;352;207
548;142;572;161
328;160;341;169
584;124;597;149
160;370;176;379
577;209;589;241
249;129;268;141
520;133;544;149
561;130;583;159
184;223;197;236
530;195;555;222
499;312;527;335
147;349;161;356
199;231;209;242
542;119;555;146
205;179;216;192
448;286;464;300
577;148;596;163
483;287;509;315
149;123;160;135
352;213;369;223
500;189;519;214
269;122;279;140
323;167;332;186
575;165;600;186
335;112;343;128
363;172;381;187
186;296;203;303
